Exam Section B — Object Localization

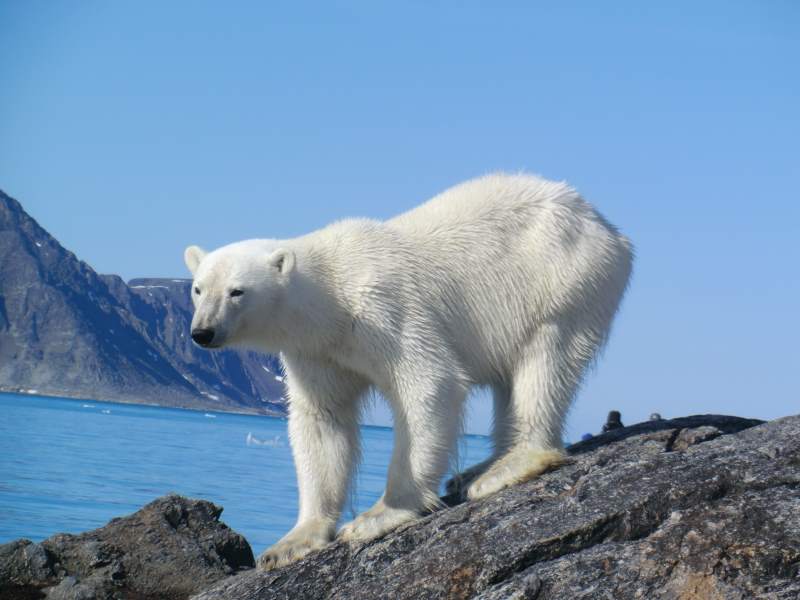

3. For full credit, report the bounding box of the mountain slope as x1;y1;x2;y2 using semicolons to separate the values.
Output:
0;189;286;414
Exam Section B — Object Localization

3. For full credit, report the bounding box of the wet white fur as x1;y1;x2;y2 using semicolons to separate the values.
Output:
184;173;633;569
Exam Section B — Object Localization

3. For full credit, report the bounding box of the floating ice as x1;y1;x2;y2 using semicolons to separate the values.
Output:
246;432;283;448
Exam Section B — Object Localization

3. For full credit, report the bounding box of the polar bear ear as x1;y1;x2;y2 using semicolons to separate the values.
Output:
268;248;295;275
184;245;207;276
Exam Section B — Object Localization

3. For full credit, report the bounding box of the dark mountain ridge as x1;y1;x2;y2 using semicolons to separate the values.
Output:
0;189;286;415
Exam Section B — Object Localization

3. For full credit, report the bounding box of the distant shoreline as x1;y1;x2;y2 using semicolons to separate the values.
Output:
0;390;495;437
0;387;280;419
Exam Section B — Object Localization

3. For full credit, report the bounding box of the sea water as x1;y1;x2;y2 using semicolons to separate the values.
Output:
0;392;491;556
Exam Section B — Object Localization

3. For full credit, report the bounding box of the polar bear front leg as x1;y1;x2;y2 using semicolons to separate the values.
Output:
258;356;366;570
257;518;336;571
339;374;467;543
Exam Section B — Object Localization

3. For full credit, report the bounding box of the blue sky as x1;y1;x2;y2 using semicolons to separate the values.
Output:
1;1;798;437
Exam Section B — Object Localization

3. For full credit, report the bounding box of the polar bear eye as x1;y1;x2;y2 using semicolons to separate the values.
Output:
194;287;201;295
230;289;244;298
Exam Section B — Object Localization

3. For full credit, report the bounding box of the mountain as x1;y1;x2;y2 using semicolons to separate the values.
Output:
0;189;287;415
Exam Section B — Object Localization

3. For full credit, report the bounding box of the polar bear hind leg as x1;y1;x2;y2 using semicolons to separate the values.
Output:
467;320;604;500
445;383;512;496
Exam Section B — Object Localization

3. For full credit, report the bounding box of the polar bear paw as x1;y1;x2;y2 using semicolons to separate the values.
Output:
467;448;566;500
257;519;335;571
445;457;496;497
338;502;419;543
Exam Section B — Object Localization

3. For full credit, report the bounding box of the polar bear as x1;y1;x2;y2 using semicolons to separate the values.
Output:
183;173;633;570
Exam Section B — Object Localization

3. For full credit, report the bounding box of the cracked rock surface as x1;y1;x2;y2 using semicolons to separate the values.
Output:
193;414;799;600
0;495;254;600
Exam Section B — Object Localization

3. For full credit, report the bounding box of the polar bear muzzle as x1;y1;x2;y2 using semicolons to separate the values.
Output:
191;328;216;347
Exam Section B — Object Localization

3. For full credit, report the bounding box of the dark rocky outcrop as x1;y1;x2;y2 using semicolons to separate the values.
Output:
194;414;799;600
3;415;797;599
0;189;286;414
0;495;254;600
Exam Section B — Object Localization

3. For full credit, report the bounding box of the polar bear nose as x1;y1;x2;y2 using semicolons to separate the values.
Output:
191;328;215;347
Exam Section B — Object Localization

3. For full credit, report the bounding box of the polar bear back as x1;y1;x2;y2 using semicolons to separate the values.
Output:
300;173;632;384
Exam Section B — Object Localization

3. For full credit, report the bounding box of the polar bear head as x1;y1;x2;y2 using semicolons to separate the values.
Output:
183;240;295;349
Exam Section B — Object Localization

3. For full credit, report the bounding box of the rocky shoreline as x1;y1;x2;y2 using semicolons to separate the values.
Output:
2;413;798;599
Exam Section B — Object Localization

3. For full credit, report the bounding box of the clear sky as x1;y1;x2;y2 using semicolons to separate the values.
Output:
1;1;798;437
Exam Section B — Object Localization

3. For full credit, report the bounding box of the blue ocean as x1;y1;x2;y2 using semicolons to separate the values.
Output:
0;392;491;556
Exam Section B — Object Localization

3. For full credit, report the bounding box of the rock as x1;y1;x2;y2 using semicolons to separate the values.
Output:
601;409;624;432
193;414;800;600
0;495;254;600
0;539;56;599
3;415;796;599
